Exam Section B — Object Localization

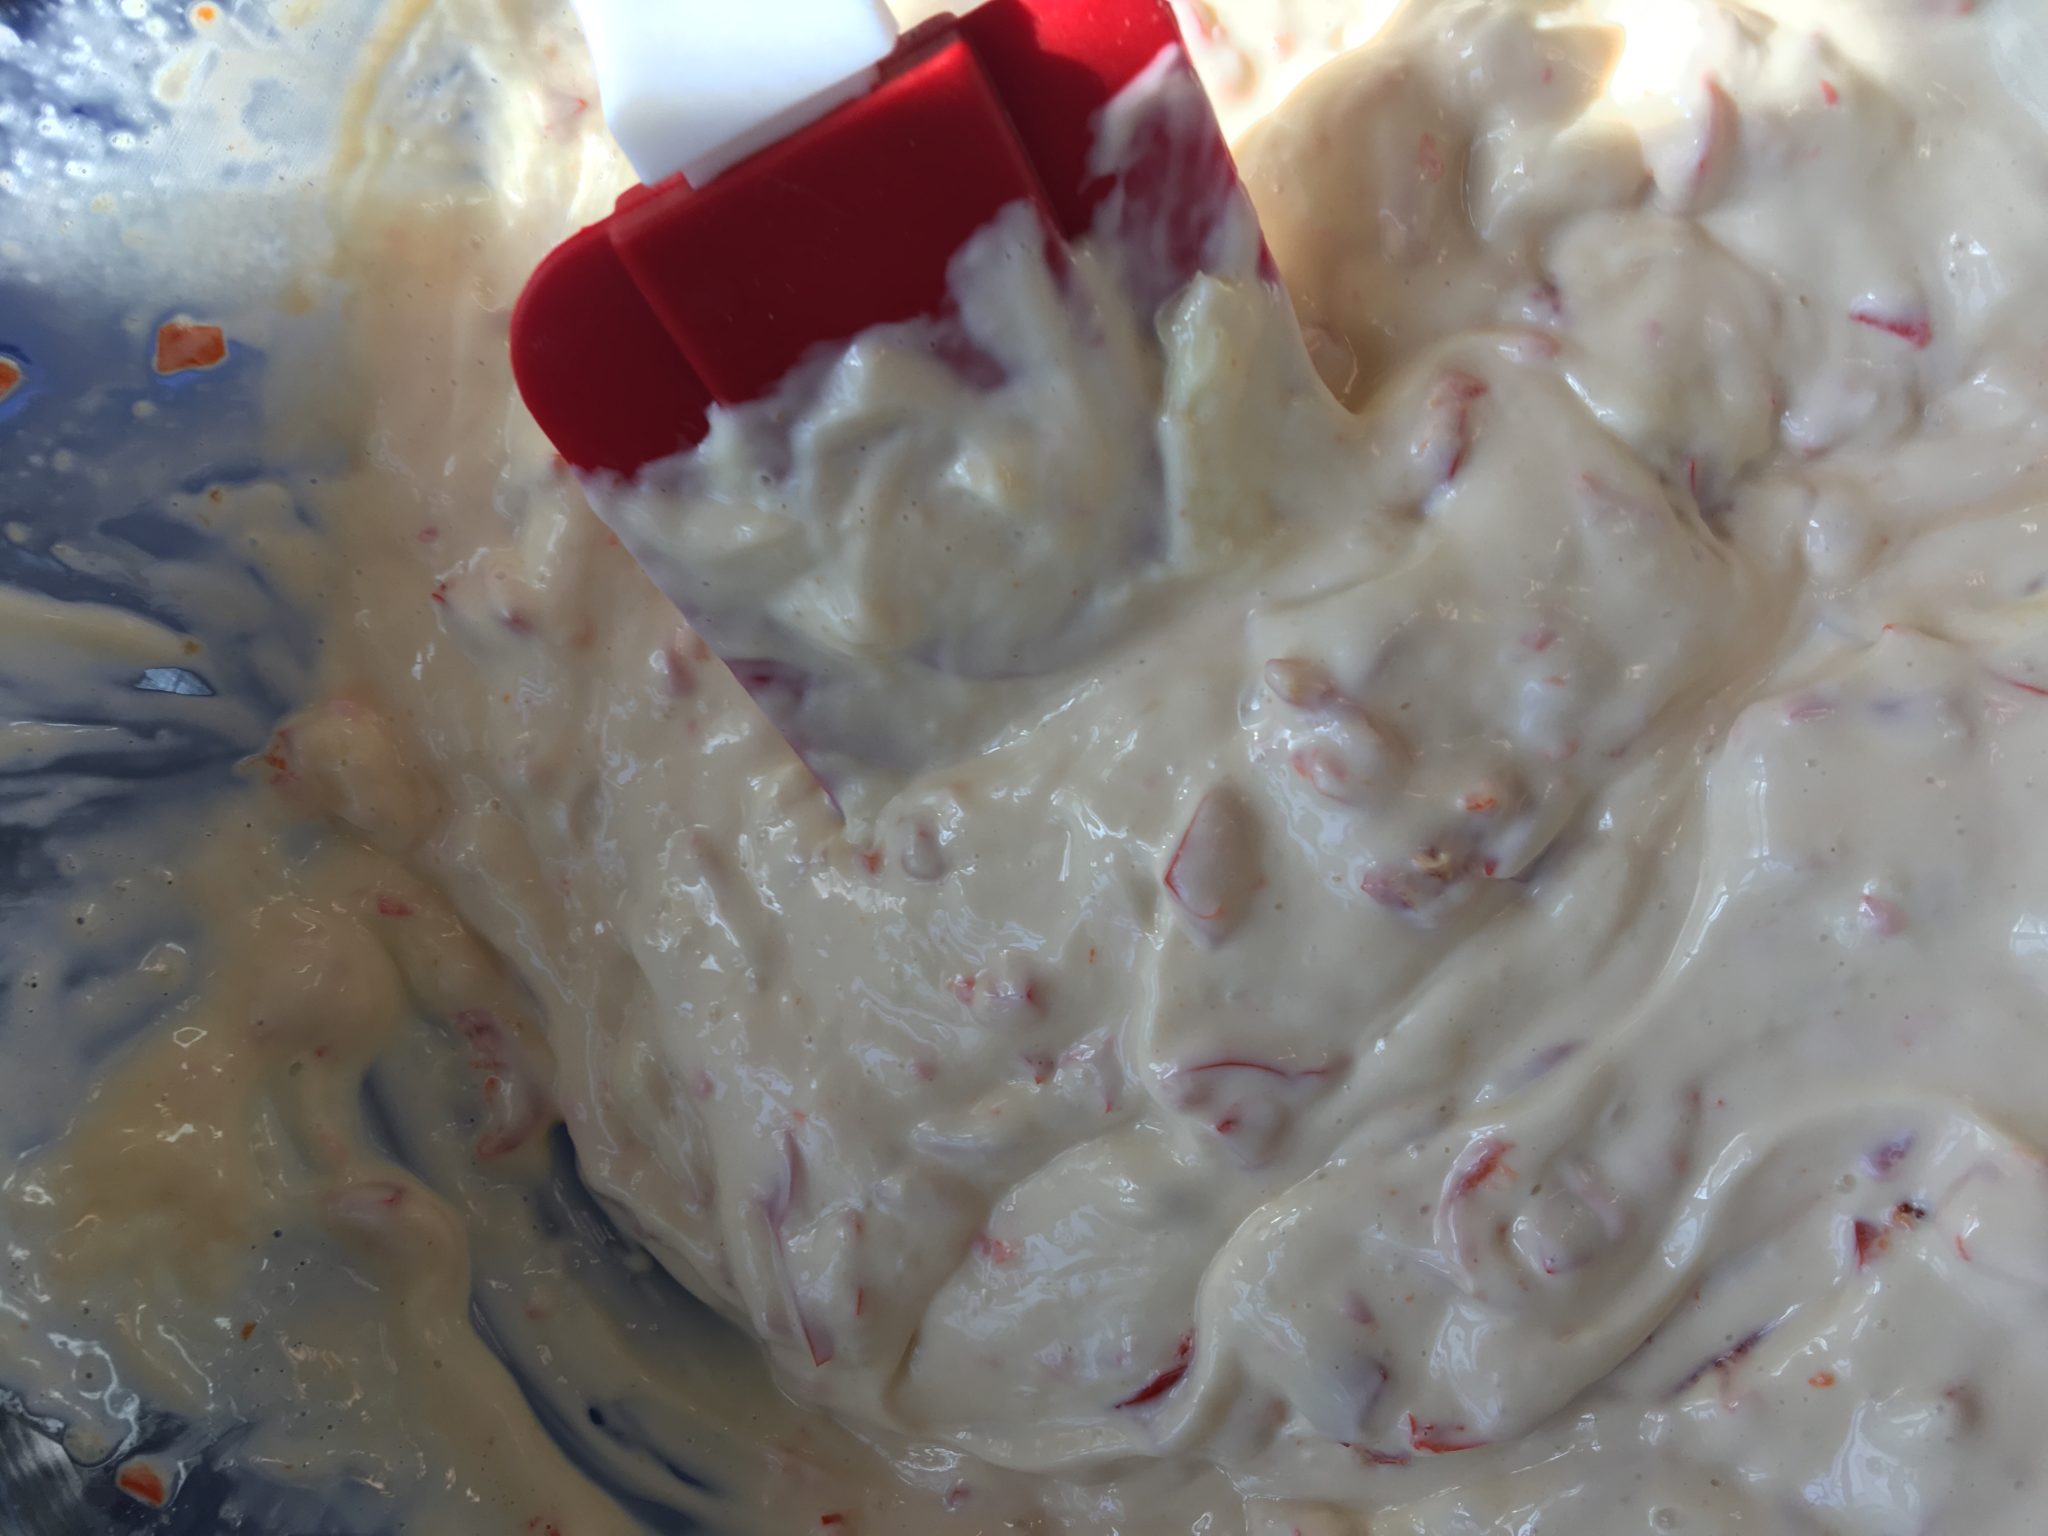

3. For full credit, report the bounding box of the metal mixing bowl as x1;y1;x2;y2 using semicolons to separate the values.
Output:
1;1;724;1528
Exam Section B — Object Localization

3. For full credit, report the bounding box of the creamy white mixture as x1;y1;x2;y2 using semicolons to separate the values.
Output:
10;0;2048;1533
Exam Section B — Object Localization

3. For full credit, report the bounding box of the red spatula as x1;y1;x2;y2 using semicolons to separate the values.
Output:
510;0;1249;478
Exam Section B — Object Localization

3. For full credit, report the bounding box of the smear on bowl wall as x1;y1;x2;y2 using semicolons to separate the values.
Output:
9;0;2048;1533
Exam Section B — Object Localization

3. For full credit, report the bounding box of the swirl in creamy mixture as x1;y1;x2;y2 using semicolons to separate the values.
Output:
572;1;2048;1526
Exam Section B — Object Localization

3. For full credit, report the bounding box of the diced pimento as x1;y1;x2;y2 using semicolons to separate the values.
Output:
1849;304;1933;350
1674;1325;1768;1394
1362;844;1474;918
1411;369;1489;491
453;1008;549;1159
1417;131;1445;182
660;642;697;696
1350;1442;1412;1467
1288;710;1402;803
971;1232;1020;1265
730;656;809;712
1178;1055;1342;1084
1114;1329;1194;1409
1446;1136;1514;1201
1652;74;1738;213
893;813;944;879
1291;743;1354;800
1863;1134;1913;1179
115;1459;171;1507
1406;1413;1486;1453
1693;76;1737;199
967;950;1042;1019
1264;657;1340;709
1163;787;1260;943
323;1180;409;1230
154;321;228;374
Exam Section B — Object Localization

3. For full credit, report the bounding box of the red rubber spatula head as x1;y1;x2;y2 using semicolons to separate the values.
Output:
510;0;1241;478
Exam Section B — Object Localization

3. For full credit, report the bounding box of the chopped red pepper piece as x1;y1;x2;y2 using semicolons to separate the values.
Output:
1114;1329;1194;1408
1848;306;1932;350
1407;1413;1486;1453
115;1460;169;1507
154;321;228;374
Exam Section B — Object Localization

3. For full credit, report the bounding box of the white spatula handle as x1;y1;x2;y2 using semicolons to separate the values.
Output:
570;0;902;187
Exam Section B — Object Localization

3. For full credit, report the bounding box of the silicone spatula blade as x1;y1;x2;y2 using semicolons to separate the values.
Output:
509;0;1221;479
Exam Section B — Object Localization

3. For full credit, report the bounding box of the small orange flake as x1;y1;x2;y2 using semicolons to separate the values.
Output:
154;322;228;375
193;1;219;17
239;1320;257;1340
0;355;21;403
116;1459;169;1506
1808;1370;1836;1388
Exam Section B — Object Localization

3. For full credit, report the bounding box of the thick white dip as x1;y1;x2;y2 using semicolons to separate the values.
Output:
10;0;2048;1532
